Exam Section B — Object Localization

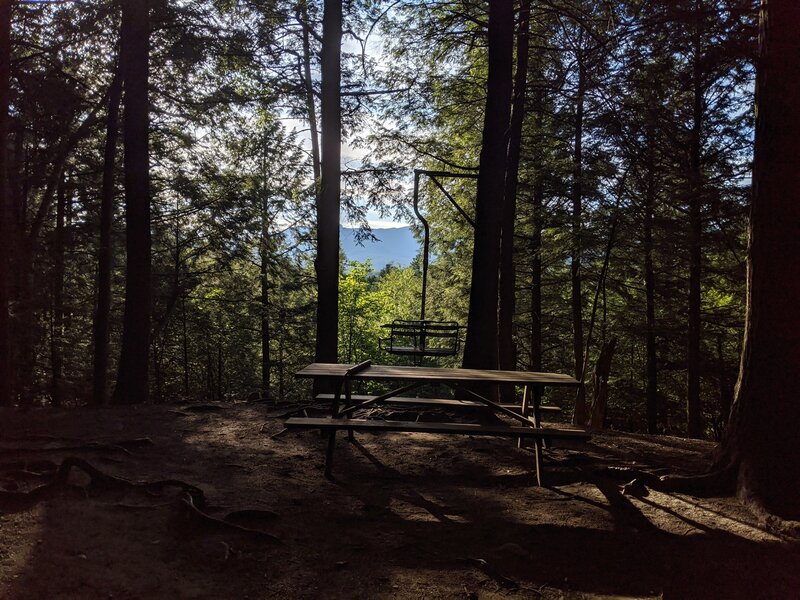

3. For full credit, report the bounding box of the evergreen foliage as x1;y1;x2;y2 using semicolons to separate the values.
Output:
0;0;757;440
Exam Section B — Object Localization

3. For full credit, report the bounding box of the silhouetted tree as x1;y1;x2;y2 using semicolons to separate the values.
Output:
716;0;800;519
315;0;341;369
462;0;513;372
113;0;151;404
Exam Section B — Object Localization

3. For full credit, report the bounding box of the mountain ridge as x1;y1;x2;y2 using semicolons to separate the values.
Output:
340;225;418;270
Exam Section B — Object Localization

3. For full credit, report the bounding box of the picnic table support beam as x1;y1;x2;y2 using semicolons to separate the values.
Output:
459;386;535;427
337;382;425;417
345;378;354;441
531;384;544;485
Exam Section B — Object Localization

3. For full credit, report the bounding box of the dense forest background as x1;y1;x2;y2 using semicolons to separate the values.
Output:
0;0;756;440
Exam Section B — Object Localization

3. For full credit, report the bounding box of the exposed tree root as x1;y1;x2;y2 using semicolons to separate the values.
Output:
0;439;156;457
599;462;737;497
176;493;281;544
735;492;800;541
0;456;205;513
599;461;800;541
457;557;519;590
0;457;283;544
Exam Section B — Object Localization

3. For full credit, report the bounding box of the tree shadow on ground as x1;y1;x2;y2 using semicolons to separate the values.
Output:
1;406;798;599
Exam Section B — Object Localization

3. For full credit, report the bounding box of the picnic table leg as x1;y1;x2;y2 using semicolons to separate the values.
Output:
345;378;354;442
517;385;530;449
532;385;544;486
324;380;342;478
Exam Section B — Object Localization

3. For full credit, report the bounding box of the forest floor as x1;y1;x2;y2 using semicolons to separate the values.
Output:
1;402;798;600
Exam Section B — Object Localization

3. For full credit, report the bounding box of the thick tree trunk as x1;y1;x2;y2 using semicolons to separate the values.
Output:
498;0;530;384
462;0;513;373
686;2;704;438
0;0;12;406
113;0;151;404
571;58;587;424
92;65;122;406
314;0;341;374
716;0;800;520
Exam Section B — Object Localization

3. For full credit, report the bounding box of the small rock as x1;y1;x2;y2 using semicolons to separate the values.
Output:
335;561;348;569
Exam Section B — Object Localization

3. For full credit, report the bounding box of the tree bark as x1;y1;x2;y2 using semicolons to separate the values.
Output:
462;0;513;373
529;90;544;373
498;0;530;384
113;0;151;405
0;0;12;406
260;181;272;401
299;1;321;194
314;0;341;374
571;56;587;424
644;129;659;434
50;173;67;406
92;64;123;407
686;0;704;438
715;0;800;520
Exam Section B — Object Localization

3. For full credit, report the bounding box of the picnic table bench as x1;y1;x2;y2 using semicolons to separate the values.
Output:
285;361;589;485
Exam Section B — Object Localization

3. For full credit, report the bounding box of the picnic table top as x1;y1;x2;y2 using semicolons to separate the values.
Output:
295;363;579;387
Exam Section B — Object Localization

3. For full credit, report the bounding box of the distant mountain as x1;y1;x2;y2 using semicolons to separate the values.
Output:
340;226;418;271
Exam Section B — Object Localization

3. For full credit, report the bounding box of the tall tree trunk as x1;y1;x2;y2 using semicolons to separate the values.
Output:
571;57;587;424
113;0;151;404
299;1;321;193
92;64;123;407
278;305;286;401
686;7;704;438
0;0;12;406
260;191;272;401
50;173;67;406
716;0;800;519
181;297;189;395
498;0;530;382
462;0;513;373
716;333;732;434
644;129;659;434
217;340;223;402
529;90;544;373
314;0;341;372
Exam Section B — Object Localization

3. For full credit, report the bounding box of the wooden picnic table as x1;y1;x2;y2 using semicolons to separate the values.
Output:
286;361;587;485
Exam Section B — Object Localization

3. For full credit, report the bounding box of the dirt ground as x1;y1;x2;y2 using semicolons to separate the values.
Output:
1;403;798;600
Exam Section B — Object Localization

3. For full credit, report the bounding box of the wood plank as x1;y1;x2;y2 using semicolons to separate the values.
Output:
314;394;562;412
296;363;579;386
284;417;590;439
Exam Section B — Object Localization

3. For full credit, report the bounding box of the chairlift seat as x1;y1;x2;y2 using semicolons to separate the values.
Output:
380;319;463;359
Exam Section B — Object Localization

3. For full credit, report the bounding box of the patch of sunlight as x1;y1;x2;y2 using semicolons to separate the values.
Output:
641;490;785;542
0;505;45;592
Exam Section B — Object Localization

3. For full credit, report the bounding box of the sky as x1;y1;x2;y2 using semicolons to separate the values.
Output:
281;22;413;230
